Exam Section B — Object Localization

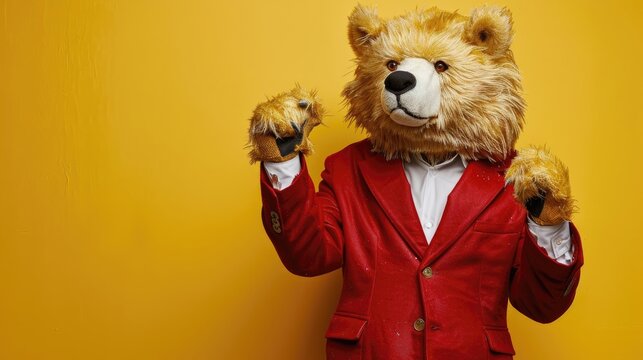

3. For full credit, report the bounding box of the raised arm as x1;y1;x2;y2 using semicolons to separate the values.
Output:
248;86;343;277
506;147;584;322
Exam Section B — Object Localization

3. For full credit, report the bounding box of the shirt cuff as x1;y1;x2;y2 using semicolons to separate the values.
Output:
527;217;574;265
263;156;302;190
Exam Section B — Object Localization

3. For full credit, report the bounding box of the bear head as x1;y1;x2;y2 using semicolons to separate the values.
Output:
342;5;525;161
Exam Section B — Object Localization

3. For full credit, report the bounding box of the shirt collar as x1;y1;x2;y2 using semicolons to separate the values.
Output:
410;153;468;170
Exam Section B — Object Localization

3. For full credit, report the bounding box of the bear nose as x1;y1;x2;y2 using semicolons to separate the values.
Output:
384;71;416;95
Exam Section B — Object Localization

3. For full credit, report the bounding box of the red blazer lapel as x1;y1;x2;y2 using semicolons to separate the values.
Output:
422;160;507;265
358;155;429;259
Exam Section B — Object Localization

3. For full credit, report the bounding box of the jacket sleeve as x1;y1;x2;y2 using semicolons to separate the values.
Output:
260;154;344;277
509;222;584;323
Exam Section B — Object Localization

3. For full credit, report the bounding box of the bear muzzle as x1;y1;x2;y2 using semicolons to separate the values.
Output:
381;58;441;127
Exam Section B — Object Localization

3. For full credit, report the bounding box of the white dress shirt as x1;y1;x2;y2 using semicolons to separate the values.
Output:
264;154;574;265
404;153;465;243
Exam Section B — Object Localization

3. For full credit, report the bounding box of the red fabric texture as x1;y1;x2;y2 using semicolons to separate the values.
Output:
259;139;583;360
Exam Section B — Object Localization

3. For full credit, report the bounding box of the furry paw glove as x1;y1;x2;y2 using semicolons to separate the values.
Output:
247;86;323;163
506;147;575;226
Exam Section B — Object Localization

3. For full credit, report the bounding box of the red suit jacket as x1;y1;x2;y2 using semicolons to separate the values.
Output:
260;139;583;360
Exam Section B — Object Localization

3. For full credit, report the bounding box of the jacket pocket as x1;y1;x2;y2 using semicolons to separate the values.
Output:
325;313;367;341
325;313;367;360
484;327;516;356
474;220;523;234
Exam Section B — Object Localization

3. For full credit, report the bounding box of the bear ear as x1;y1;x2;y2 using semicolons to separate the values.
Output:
464;6;514;57
348;5;383;57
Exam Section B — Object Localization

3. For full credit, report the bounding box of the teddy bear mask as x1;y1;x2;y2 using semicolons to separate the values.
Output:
343;6;526;162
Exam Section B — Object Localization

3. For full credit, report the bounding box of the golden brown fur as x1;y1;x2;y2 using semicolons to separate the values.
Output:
505;146;575;225
247;86;323;163
343;5;525;161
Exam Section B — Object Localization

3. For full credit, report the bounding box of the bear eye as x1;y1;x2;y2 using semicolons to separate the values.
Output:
434;60;449;73
386;60;399;71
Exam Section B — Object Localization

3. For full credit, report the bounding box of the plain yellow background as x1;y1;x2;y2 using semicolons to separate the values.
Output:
1;0;641;359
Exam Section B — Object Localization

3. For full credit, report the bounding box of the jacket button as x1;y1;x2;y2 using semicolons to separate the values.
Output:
413;318;425;331
421;266;433;278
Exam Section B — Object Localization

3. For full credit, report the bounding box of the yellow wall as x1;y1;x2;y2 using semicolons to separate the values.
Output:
1;0;641;359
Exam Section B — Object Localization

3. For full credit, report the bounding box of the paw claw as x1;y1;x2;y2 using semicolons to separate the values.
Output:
298;99;310;109
524;189;547;217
